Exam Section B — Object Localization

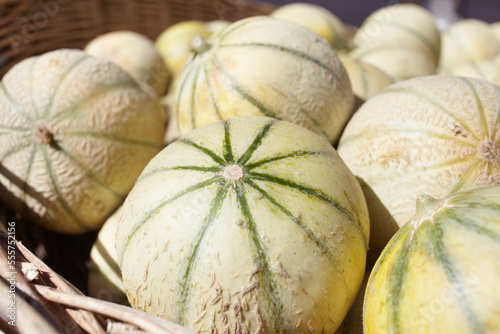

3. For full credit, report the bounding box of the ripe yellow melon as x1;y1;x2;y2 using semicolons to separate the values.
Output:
116;116;369;333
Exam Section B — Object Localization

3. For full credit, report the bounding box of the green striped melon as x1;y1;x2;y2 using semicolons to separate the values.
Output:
269;3;349;50
0;49;165;233
439;19;500;74
88;206;128;305
116;116;369;333
364;185;500;333
338;54;394;101
353;3;441;65
174;16;354;145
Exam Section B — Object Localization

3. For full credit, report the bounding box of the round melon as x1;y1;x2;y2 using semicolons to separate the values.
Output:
155;20;212;75
364;185;500;333
439;19;500;73
115;116;369;333
338;54;394;100
0;49;165;233
269;2;349;50
175;16;354;145
337;75;500;231
88;206;127;305
353;3;441;65
85;30;170;97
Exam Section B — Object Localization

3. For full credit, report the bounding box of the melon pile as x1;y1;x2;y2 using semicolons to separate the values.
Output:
1;2;500;334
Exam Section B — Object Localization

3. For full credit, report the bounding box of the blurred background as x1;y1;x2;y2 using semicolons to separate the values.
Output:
263;0;498;27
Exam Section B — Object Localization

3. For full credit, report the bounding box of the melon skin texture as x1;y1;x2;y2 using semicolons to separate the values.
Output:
364;185;500;334
85;30;170;97
269;2;349;50
116;116;369;333
0;49;165;234
175;16;354;145
338;54;394;101
439;19;500;74
337;75;500;231
353;4;441;65
88;206;128;305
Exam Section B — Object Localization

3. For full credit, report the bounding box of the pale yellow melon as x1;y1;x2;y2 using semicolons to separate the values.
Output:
0;49;165;233
338;54;394;100
88;206;127;305
353;3;441;65
439;19;500;73
85;30;170;97
155;21;212;75
270;2;349;50
175;16;354;145
337;75;500;231
116;116;369;333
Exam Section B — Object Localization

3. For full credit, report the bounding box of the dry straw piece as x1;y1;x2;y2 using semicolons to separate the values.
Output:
0;0;275;332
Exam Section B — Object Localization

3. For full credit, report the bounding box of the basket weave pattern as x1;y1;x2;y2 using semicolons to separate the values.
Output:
0;0;276;77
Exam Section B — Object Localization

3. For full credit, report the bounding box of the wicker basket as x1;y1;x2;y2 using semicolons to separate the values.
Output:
0;0;276;78
0;1;276;333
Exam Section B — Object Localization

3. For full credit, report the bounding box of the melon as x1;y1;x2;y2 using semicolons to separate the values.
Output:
85;30;170;97
115;116;369;333
337;75;500;231
175;16;354;145
338;54;394;100
88;206;127;305
364;185;500;333
439;19;500;74
269;3;349;50
353;3;441;65
155;20;212;75
0;49;165;233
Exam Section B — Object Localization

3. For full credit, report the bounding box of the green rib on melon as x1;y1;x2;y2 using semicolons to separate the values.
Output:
116;116;369;333
364;184;500;333
174;16;354;145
